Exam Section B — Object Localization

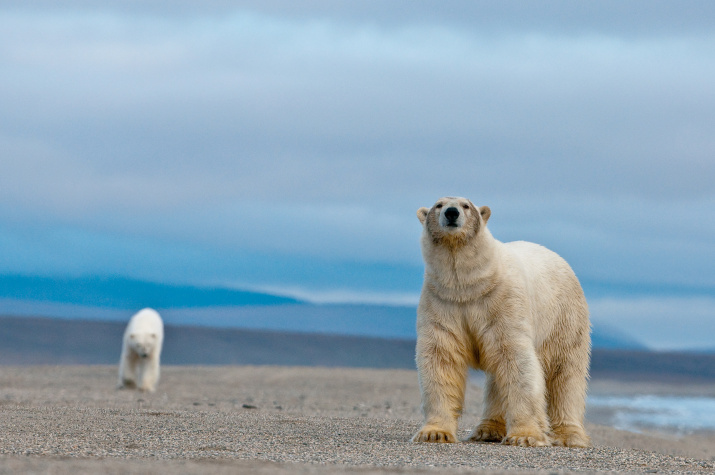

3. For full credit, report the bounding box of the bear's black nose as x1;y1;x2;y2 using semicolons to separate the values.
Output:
444;207;460;222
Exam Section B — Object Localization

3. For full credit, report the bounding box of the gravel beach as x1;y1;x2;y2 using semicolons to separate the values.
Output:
1;365;714;474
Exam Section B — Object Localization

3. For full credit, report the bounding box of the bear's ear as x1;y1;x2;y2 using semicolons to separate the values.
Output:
480;206;491;224
417;207;429;224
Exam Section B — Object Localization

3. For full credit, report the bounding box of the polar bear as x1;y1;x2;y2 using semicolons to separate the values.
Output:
118;308;164;393
412;197;591;448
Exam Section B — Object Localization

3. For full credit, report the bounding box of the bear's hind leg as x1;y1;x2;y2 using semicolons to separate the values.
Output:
551;424;590;448
469;373;507;443
487;336;551;447
546;341;591;447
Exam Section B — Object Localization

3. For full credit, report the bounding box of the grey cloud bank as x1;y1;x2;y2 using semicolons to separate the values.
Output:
1;1;713;349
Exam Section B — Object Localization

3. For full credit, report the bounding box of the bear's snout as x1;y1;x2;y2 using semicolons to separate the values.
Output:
444;207;460;226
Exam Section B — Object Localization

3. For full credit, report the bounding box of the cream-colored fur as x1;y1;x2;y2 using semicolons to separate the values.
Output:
412;197;591;447
118;308;164;393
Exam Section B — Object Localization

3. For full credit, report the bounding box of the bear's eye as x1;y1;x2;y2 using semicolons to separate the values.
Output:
435;204;443;209
462;204;470;210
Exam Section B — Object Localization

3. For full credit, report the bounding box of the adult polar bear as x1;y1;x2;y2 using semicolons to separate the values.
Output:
118;308;164;393
413;197;590;447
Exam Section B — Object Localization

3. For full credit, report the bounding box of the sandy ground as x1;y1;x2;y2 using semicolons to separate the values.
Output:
1;366;714;474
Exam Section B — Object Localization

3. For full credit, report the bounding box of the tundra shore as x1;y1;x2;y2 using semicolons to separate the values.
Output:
1;365;714;474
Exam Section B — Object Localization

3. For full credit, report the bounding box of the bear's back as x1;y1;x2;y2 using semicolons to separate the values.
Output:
125;308;164;340
502;240;574;279
501;240;586;322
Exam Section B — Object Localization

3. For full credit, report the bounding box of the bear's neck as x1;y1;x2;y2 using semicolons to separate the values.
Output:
423;227;501;302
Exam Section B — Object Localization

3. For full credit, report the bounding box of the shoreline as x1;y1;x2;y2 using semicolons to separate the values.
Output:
1;365;714;474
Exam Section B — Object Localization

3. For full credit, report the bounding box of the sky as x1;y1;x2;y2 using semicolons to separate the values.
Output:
1;1;714;350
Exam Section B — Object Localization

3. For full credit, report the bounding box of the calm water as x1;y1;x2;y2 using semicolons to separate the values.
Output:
587;394;715;434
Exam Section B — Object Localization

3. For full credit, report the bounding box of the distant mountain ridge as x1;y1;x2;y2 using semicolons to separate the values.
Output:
0;299;645;351
0;275;299;308
0;274;646;350
580;278;715;299
589;324;646;350
0;316;415;368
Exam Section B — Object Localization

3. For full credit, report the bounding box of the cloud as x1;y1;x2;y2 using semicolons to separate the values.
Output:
0;2;713;299
2;5;714;205
8;1;715;37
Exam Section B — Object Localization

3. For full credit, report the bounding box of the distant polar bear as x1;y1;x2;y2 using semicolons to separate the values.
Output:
412;197;591;447
118;308;164;393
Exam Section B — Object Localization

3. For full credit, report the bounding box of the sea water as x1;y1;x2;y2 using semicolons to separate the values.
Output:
468;371;715;435
587;394;715;434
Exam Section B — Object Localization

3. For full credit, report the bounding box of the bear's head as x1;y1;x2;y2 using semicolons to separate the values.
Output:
128;333;158;358
417;197;491;249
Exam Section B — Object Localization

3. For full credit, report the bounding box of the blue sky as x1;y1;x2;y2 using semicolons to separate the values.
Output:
1;1;714;350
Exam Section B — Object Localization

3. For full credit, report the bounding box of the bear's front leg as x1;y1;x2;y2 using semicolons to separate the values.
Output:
134;359;150;392
117;351;137;389
412;326;468;443
485;334;551;447
140;357;160;393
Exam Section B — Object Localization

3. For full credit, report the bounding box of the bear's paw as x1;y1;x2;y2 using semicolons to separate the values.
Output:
503;428;551;447
468;420;507;443
412;425;457;443
551;425;591;448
